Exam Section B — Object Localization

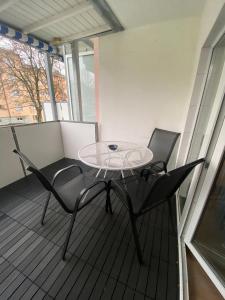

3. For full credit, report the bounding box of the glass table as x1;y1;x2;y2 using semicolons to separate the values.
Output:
78;141;153;178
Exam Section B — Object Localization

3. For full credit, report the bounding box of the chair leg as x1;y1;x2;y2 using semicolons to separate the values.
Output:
220;213;225;229
168;199;176;234
105;181;113;214
105;189;109;213
62;212;76;260
130;214;143;264
41;191;51;225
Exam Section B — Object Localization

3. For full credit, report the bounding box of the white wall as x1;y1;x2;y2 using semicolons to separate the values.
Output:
0;127;24;188
15;122;64;170
60;122;97;159
98;17;201;146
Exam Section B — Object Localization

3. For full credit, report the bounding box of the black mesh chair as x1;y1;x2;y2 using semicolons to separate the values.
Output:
141;128;180;175
13;149;107;259
110;158;205;264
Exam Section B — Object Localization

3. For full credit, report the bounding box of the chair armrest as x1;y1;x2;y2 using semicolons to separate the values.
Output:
52;164;83;186
78;180;107;209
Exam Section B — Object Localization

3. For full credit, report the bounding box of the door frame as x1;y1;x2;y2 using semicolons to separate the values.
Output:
184;118;225;297
177;6;225;298
178;47;225;235
178;64;225;299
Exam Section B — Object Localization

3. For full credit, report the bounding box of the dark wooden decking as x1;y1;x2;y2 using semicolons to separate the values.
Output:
0;159;178;300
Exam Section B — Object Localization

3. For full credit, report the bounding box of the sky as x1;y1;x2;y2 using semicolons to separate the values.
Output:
0;36;12;49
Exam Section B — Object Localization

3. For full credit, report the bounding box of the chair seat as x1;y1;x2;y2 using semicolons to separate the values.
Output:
114;174;160;214
55;173;105;212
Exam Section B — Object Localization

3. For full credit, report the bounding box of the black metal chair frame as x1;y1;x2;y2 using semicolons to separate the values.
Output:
109;158;205;264
13;149;108;259
141;128;180;175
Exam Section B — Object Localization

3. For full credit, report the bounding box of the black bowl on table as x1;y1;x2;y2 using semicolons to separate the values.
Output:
108;144;118;151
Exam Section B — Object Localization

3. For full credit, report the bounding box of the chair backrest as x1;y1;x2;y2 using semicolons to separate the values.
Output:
141;158;205;212
13;149;53;191
148;128;180;164
13;149;69;212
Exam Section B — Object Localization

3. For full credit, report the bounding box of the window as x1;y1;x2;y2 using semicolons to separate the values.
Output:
0;36;52;125
11;90;20;97
15;104;22;111
0;36;97;125
8;75;16;82
64;40;97;122
66;55;79;121
52;58;70;121
79;53;96;122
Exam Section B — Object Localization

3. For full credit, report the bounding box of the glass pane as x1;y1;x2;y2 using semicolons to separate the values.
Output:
193;151;225;284
79;54;96;122
65;41;96;122
66;56;79;121
179;44;225;213
52;58;70;121
0;36;51;125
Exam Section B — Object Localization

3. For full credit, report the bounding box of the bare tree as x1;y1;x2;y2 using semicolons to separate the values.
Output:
0;38;49;122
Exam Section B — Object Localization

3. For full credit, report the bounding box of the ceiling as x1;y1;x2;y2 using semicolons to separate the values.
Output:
106;0;206;29
0;0;206;49
0;0;122;45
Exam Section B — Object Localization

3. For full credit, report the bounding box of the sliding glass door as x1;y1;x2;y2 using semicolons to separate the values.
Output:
64;41;96;123
178;43;225;216
178;35;225;233
178;34;225;299
193;151;225;284
184;118;225;297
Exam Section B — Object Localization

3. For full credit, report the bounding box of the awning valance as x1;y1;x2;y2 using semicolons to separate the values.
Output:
0;23;58;55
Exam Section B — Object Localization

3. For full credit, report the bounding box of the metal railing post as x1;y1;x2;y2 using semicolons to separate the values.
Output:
44;53;58;120
71;40;83;122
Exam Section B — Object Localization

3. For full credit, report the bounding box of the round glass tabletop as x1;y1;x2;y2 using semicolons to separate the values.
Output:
78;141;153;171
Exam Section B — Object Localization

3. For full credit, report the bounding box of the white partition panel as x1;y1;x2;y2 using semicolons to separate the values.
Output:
60;122;97;159
0;127;24;188
15;122;64;169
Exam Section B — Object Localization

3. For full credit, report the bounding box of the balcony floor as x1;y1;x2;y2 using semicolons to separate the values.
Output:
0;158;178;300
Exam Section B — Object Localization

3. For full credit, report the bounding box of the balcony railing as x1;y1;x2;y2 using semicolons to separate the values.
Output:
0;120;98;188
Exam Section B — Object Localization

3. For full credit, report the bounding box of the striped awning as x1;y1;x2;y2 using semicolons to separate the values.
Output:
0;23;58;55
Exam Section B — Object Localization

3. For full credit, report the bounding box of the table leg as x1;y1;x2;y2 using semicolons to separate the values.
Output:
96;169;102;178
103;169;108;178
121;170;125;178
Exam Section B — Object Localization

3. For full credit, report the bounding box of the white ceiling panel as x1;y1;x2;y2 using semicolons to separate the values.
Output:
89;9;106;26
70;16;87;31
0;0;119;44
